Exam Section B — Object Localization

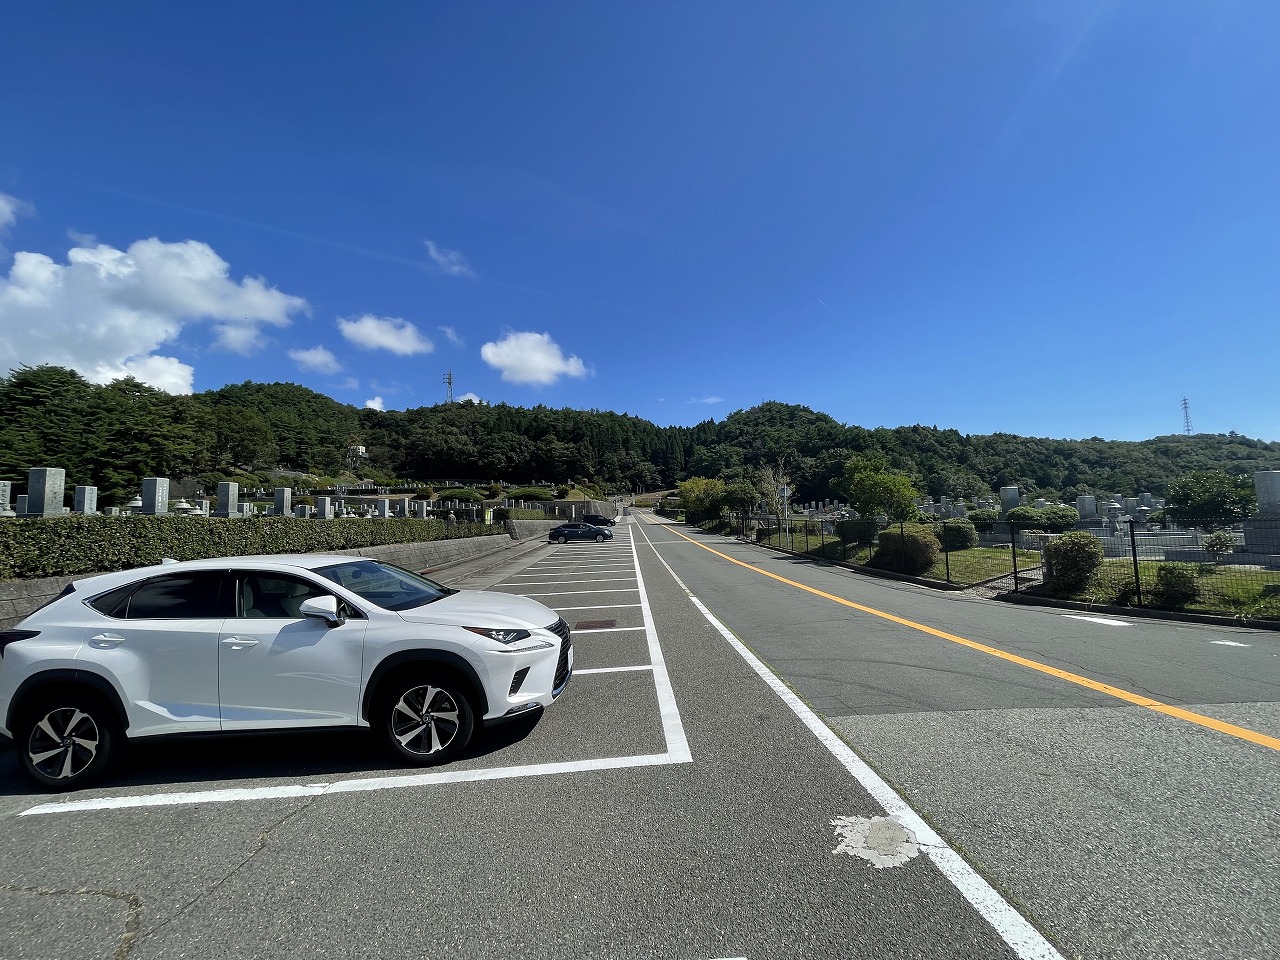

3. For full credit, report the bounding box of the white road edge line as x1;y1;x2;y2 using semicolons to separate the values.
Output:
634;521;1064;960
1061;615;1130;626
19;754;681;817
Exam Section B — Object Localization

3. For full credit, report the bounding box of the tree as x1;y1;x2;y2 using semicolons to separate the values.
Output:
677;477;727;522
833;455;920;522
1165;471;1255;525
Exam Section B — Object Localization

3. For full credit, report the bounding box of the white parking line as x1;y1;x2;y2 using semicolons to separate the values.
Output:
556;603;642;611
574;626;646;634
521;588;639;597
576;665;653;675
20;754;682;817
500;577;638;587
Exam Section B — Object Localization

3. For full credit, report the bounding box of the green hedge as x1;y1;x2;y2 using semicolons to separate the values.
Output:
0;515;502;581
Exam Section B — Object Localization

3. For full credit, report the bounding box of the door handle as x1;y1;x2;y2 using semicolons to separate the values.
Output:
221;636;260;650
88;634;125;648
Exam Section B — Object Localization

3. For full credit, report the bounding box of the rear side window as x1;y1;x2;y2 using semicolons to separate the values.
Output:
88;572;230;620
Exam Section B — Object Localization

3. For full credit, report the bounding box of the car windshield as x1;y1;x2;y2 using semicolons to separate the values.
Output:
314;560;456;611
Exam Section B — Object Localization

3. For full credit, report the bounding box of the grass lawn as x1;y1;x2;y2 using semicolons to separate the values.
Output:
1065;558;1280;620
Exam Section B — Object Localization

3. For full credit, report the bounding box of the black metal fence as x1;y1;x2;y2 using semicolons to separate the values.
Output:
725;513;1280;622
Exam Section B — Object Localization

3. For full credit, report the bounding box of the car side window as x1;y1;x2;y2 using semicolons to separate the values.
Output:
238;573;332;619
90;572;230;620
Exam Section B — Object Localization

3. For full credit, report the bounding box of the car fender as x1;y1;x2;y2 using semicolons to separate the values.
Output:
7;668;132;734
361;649;489;724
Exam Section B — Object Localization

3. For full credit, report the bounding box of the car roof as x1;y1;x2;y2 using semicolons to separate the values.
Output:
62;554;369;593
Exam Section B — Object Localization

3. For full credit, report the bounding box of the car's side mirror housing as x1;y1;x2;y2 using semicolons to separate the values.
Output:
299;595;345;626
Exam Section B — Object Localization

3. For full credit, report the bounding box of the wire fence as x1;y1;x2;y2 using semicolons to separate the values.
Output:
726;513;1280;622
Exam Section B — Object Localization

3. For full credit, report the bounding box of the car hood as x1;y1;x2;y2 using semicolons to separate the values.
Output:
395;589;560;630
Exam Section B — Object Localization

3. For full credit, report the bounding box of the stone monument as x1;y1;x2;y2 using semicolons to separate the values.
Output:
141;477;169;515
26;467;66;517
1244;471;1280;555
215;481;240;518
74;486;98;514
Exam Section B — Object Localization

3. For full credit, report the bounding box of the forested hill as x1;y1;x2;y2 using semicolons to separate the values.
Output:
2;366;1278;506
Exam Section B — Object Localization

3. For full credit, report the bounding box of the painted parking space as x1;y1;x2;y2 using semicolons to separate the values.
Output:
11;521;691;817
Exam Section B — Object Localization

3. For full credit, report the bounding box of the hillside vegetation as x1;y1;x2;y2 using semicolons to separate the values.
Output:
2;366;1277;507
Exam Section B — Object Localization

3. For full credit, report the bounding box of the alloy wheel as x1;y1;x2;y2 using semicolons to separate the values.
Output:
27;706;102;782
390;684;461;756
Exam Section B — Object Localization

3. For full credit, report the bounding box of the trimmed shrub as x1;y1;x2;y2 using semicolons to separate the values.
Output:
1007;505;1079;533
835;519;880;545
968;508;999;531
505;486;555;502
435;487;485;503
869;525;940;576
1202;530;1236;561
1043;531;1103;593
937;518;979;551
0;514;503;582
1149;563;1200;610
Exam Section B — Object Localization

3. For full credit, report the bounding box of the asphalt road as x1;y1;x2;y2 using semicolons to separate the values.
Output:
0;513;1275;959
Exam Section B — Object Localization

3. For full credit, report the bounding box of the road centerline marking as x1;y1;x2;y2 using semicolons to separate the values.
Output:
650;520;1280;753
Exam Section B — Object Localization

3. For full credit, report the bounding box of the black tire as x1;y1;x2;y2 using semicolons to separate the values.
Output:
556;535;567;544
17;688;119;791
374;671;475;766
595;533;605;542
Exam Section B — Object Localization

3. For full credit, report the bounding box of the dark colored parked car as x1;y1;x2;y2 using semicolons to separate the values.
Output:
548;522;614;543
582;514;616;526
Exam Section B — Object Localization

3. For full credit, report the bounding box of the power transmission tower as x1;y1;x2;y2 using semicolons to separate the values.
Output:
443;370;454;404
1181;397;1193;435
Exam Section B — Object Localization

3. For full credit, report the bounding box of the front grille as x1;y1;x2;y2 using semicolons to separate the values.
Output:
548;617;572;694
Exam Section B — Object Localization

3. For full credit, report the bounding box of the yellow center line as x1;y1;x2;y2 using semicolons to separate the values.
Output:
653;519;1280;753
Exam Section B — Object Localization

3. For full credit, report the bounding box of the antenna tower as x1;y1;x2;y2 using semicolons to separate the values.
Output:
443;370;454;404
1181;397;1193;435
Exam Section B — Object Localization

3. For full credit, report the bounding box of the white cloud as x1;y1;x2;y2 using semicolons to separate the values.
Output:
339;376;360;390
337;314;434;355
67;228;97;247
480;331;588;386
0;236;308;394
457;392;483;404
289;345;342;374
364;395;385;411
438;325;463;346
424;240;474;277
688;396;724;405
0;191;34;230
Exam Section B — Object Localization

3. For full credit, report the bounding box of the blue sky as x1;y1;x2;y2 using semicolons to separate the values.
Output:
2;2;1277;441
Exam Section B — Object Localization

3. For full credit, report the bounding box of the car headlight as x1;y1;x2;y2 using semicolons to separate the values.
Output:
463;626;533;645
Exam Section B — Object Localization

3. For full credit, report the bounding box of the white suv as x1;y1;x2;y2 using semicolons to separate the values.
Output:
0;555;572;790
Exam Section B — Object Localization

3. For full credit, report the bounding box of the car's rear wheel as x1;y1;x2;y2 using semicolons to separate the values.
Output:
556;535;567;544
17;689;119;791
375;672;475;766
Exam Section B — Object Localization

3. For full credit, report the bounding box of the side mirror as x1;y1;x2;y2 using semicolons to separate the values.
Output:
299;595;345;627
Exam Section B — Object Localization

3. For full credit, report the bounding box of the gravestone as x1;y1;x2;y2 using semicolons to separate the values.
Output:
0;480;11;514
141;477;169;515
1033;498;1047;509
293;504;312;518
1076;495;1098;518
1244;471;1280;555
215;482;240;518
1123;498;1139;517
274;487;292;517
315;496;334;520
74;486;98;514
16;495;29;515
999;486;1020;517
375;499;390;518
27;467;66;517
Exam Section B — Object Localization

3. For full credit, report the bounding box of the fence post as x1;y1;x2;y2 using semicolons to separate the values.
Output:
943;521;951;583
1129;519;1143;607
1010;523;1020;592
899;521;906;571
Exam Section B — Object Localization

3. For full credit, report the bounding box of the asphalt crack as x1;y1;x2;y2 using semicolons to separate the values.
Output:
137;797;318;945
0;882;142;960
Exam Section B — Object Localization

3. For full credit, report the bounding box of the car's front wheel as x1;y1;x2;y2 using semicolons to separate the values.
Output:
556;535;567;544
374;672;475;766
595;533;605;542
17;688;119;791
